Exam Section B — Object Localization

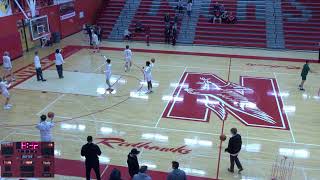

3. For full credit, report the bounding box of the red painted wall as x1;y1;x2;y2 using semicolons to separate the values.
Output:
0;0;103;63
60;0;103;38
0;15;23;61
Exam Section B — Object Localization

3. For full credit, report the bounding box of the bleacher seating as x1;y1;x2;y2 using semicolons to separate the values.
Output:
282;0;320;51
96;0;127;39
194;0;267;48
128;0;181;42
97;0;320;51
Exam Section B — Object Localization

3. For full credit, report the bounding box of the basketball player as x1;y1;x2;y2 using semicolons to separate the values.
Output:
36;114;54;142
34;51;46;82
2;51;15;82
124;45;133;72
92;31;100;53
299;61;315;91
55;49;64;79
144;61;153;94
0;77;12;110
105;58;113;92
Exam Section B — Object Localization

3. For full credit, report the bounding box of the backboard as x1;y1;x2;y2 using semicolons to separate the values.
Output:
29;15;50;40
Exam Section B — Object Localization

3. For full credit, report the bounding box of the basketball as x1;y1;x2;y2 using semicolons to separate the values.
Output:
220;134;227;141
47;112;55;119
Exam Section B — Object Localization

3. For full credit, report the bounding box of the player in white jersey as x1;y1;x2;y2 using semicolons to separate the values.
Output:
0;77;12;110
36;114;55;142
2;51;15;82
92;31;100;53
144;61;153;94
124;45;133;72
105;58;113;92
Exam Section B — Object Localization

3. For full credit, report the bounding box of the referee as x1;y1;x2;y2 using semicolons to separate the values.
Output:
81;136;102;180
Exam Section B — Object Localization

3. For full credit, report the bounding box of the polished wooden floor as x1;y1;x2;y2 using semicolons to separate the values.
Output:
0;33;320;180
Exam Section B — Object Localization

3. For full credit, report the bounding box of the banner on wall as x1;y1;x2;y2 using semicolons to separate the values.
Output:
59;1;75;20
0;0;12;17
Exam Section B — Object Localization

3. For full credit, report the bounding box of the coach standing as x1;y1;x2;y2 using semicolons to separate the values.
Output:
81;136;102;180
55;49;64;79
225;128;243;174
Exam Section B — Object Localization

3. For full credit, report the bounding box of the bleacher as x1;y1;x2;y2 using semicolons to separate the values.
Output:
282;0;320;50
194;0;266;48
97;0;320;51
128;0;181;42
96;0;127;39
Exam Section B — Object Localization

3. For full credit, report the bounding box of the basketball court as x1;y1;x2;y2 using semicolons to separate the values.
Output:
0;30;319;179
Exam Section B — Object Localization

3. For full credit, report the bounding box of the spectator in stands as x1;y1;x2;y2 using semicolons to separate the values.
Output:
187;0;192;17
164;13;171;25
124;29;132;41
225;128;244;174
219;3;225;13
164;25;171;44
171;24;178;46
174;14;179;24
167;161;186;180
145;26;150;46
81;136;102;180
109;168;122;180
135;20;144;33
133;166;152;180
212;10;222;24
177;0;184;14
212;2;220;14
226;12;237;24
127;148;140;178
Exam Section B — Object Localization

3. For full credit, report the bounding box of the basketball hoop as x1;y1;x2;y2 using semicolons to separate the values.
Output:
29;15;51;41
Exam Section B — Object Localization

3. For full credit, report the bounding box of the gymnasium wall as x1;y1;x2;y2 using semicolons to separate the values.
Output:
0;0;103;63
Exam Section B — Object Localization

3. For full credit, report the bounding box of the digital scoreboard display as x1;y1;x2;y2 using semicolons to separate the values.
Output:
0;142;55;178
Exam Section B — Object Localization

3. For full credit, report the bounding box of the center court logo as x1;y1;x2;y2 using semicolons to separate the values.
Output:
96;137;192;155
162;72;289;130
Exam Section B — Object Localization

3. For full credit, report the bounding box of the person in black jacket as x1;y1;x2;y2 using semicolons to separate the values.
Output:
225;128;243;173
86;25;93;45
164;25;171;44
81;136;102;180
127;148;140;178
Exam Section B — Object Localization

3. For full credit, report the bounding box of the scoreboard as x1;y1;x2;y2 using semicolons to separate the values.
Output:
0;142;55;178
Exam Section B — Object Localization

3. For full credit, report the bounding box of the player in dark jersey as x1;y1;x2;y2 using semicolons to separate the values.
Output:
299;61;315;91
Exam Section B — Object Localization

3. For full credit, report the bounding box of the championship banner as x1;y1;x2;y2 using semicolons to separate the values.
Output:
59;1;75;20
0;0;12;17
